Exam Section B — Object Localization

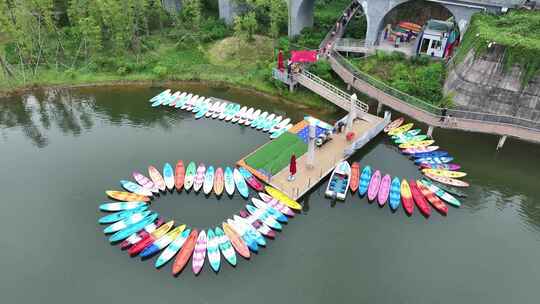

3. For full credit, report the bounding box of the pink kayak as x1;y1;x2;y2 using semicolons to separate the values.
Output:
239;210;276;238
377;174;391;206
367;170;382;202
402;146;439;154
192;230;207;275
133;171;159;193
258;192;295;217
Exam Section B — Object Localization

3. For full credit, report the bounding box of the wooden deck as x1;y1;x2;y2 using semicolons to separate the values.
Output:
238;114;385;200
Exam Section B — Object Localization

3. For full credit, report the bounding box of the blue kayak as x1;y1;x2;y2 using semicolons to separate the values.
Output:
109;213;158;243
98;205;148;224
388;177;401;211
415;156;454;165
412;151;449;159
358;166;372;196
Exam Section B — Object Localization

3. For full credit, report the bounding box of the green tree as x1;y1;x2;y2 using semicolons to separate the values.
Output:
234;11;258;41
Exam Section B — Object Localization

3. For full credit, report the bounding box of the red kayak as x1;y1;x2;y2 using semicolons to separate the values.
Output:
175;160;185;191
120;218;164;250
349;162;360;192
172;229;198;275
417;181;448;215
409;180;431;217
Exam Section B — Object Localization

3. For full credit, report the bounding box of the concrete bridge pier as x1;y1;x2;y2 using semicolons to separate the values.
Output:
218;0;240;24
376;102;383;116
162;0;182;13
288;0;316;37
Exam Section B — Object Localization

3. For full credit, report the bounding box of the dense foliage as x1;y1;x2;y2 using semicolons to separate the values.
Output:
352;51;449;106
454;10;540;86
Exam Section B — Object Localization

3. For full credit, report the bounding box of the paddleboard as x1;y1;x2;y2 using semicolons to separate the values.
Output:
222;222;250;259
203;165;215;195
232;106;247;123
133;171;159;193
109;213;158;242
128;220;174;256
258;113;275;130
271;118;291;133
214;227;237;266
240;108;254;124
184;161;197;191
98;206;148;224
214;167;224;196
148;165;166;192
150;89;171;102
207;229;221;272
155;228;191;268
213;102;226;118
120;180;153;197
206;101;219;118
176;93;192;109
224;167;235;195
106;190;150;202
142;225;185;260
227;219;258;252
233;167;250;198
193;163;206;192
270;124;292;139
99;201;147;212
246;109;261;126
175;160;185;191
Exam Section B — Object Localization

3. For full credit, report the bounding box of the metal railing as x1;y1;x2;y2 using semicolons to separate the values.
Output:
298;69;369;113
334;38;369;52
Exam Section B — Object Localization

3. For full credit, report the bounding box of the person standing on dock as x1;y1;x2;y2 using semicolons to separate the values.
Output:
288;154;297;181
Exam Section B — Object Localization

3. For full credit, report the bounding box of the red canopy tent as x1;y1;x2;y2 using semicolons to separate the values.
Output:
290;50;318;63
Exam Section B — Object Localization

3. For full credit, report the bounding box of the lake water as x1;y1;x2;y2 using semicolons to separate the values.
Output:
1;84;539;303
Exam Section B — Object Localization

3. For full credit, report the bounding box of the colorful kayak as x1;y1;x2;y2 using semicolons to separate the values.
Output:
384;117;404;132
367;170;381;202
265;115;283;132
227;219;258;252
155;228;191;268
239;107;254;124
176;93;192;109
422;178;467;198
246;204;282;230
402;146;439;154
148;165;166;192
224;167;235;196
233;215;266;246
99;201;147;212
400;179;414;215
246;109;261;126
239;167;264;191
349;162;360;192
222;223;250;259
218;103;231;120
253;111;268;129
239;210;276;239
191;230;207;275
358;166;372;196
121;218;164;250
394;134;428;144
265;186;302;210
409;180;431;217
388;123;413;135
98;206;148;224
206;229;221;272
417;181;448;215
392;129;421;139
424;172;470;187
419;163;461;171
207;101;220;118
133;171;159;194
194;99;211;118
399;140;435;149
184;161;196;190
109;213;158;242
233;168;249;198
175;160;185;191
325;161;351;201
251;198;288;223
106;191;150;202
225;104;241;121
193;163;206;192
419;180;462;207
214;227;237;266
232;106;247;123
389;177;401;211
378;174;391;206
270;118;291;133
415;156;454;165
412;151;449;159
128;220;174;256
259;113;275;130
258;192;295;217
150;89;171;102
270;124;292;139
422;168;467;178
203;165;215;195
163;163;175;191
172;229;198;275
169;92;186;107
213;167;224;196
120;180;153;197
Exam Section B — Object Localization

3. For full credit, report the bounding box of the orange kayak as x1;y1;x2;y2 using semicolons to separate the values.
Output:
148;165;166;192
172;229;198;275
400;180;414;215
175;160;185;191
223;222;250;259
106;191;150;202
409;179;431;217
417;181;448;215
349;162;360;192
214;167;225;196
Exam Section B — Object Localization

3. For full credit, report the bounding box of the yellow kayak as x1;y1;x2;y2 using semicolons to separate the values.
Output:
265;186;302;210
388;123;413;136
399;140;435;149
422;169;467;178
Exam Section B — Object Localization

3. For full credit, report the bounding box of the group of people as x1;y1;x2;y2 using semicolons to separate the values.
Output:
322;0;361;57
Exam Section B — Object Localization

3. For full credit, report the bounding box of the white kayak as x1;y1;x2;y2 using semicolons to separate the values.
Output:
240;107;254;124
154;228;191;268
206;101;220;118
232;106;247;123
213;102;227;119
182;94;198;110
150;89;171;102
246;109;261;126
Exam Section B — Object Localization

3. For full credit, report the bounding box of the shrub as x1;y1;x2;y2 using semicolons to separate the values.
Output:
152;66;168;78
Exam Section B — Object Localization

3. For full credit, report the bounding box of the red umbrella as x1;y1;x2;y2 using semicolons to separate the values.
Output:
289;154;297;176
277;50;284;71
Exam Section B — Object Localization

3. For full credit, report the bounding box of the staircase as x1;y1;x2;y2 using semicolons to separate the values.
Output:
294;70;369;115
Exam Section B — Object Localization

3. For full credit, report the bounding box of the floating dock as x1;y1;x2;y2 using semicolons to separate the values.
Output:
238;112;389;200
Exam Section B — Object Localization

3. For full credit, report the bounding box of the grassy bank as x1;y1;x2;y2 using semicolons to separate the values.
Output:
0;35;336;110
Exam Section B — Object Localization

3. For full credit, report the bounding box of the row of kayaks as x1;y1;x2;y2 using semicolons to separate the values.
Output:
98;186;303;275
108;161;272;200
149;89;294;139
384;117;470;188
327;161;464;217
